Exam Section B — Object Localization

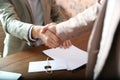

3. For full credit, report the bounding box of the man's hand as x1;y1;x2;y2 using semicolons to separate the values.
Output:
61;40;72;48
31;25;60;48
40;29;60;48
42;23;72;48
42;23;56;34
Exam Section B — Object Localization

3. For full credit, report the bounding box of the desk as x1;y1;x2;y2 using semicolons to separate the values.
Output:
0;31;91;80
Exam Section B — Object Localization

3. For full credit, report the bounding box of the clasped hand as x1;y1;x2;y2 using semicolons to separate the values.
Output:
42;23;72;48
32;23;72;48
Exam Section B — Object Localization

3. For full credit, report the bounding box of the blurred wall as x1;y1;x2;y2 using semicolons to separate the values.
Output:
56;0;97;19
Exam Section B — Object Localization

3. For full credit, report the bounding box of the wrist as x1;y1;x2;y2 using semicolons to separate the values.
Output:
31;25;42;39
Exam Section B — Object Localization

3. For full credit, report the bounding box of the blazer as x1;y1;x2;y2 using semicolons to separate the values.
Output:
56;0;120;79
0;0;62;57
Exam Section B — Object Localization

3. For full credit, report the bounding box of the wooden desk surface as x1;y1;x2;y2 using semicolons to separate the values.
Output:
0;31;91;80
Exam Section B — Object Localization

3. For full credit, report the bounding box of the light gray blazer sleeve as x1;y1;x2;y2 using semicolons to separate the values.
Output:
56;1;103;41
0;0;33;45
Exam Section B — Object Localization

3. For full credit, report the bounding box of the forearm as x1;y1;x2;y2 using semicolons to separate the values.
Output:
1;17;33;41
0;1;35;45
56;1;103;41
31;25;43;39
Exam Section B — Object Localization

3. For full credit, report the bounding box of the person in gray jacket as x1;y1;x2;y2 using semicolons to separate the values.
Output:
0;0;71;57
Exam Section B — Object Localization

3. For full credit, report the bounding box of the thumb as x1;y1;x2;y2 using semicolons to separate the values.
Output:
41;26;48;33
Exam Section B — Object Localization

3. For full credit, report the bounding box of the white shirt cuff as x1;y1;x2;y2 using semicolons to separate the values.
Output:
29;26;37;42
28;26;43;46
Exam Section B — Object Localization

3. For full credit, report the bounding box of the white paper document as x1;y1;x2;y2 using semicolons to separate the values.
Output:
0;71;22;80
28;45;88;73
28;60;67;72
43;45;88;70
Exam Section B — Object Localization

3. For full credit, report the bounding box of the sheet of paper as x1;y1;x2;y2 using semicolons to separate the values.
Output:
43;45;88;70
28;60;67;72
0;71;22;80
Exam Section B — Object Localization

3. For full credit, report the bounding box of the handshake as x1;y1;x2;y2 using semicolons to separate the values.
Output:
32;23;72;48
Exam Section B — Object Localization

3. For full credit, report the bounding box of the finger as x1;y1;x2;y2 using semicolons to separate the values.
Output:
44;41;54;48
59;45;63;48
45;40;59;48
49;22;56;25
47;24;56;34
48;37;60;48
66;40;72;48
62;40;72;48
41;26;48;33
46;23;56;28
62;41;67;49
47;30;60;45
44;31;60;48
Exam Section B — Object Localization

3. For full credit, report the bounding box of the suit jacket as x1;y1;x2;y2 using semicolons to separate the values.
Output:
56;0;120;79
0;0;61;57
